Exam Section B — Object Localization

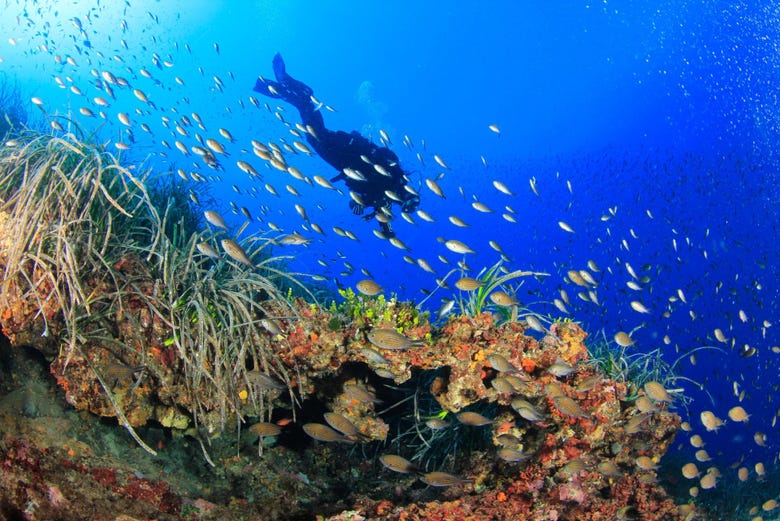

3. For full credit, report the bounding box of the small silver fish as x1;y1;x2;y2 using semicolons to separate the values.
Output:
246;370;286;390
196;242;220;259
277;232;311;246
380;454;419;474
302;423;352;443
420;471;473;487
204;210;228;229
367;328;421;350
547;359;575;377
220;239;254;267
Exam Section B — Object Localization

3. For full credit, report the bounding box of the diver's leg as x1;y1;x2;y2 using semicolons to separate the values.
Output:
271;53;314;102
255;54;326;136
253;77;283;98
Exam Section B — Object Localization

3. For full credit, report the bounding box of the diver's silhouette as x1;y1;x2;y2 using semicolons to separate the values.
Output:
253;53;419;237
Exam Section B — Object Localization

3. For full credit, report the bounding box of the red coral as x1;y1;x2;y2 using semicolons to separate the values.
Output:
119;474;181;515
90;467;118;489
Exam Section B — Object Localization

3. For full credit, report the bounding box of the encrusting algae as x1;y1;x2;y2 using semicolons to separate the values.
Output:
0;132;692;520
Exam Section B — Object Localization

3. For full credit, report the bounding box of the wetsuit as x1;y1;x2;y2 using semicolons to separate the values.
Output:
253;53;419;236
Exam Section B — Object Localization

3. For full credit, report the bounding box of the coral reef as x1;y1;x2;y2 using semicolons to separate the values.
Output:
0;133;692;519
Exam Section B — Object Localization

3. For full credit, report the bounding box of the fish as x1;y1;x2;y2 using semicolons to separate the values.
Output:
487;354;520;374
471;201;493;213
727;405;749;422
490;376;516;393
249;422;282;437
220;239;254;267
448;215;469;228
360;347;390;366
492;180;513;196
547;359;575;377
246;371;286;390
489;291;517;307
643;381;673;402
699;471;718;490
380;454;419;474
425;178;445;198
444;239;475;255
700;411;724;432
389;237;410;251
558;221;575;233
196;242;220;259
218;128;234;142
342;382;381;404
312;175;336;190
497;448;529;462
436;299;455;320
433;155;450;170
420;471;473;487
236;161;260;178
416;258;435;274
630;300;651;314
454;277;483;291
323;412;362;439
367;328;422;350
277;233;311;246
635;456;658;470
356;279;382;296
132;88;149;103
302;423;352;443
559;458;587;477
625;413;649;434
204;210;228;229
425;417;450;430
694;449;711;462
614;331;634;347
511;398;545;422
553;395;588;418
416;210;436;222
456;411;493;426
524;315;546;333
529;177;540;196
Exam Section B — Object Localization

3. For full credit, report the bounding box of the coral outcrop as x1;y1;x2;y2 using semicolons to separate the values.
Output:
0;133;690;519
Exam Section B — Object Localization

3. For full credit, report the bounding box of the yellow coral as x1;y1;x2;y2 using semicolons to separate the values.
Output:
553;322;588;363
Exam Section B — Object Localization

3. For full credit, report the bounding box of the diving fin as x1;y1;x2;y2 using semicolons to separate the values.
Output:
272;52;287;81
255;53;314;105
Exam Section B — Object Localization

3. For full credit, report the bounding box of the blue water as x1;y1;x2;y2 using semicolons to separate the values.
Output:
1;0;778;512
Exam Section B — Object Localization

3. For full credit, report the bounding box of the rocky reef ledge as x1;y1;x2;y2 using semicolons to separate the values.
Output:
0;133;693;520
0;286;689;520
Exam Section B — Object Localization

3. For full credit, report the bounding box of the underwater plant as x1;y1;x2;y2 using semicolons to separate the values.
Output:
427;261;549;324
584;329;725;406
331;286;427;333
0;73;29;139
136;210;317;456
384;369;496;473
0;130;314;458
0;130;165;453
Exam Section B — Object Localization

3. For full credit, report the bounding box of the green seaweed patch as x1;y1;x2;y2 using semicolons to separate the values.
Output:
331;287;429;332
327;317;342;332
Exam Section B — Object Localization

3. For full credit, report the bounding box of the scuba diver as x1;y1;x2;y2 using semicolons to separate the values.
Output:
253;53;420;237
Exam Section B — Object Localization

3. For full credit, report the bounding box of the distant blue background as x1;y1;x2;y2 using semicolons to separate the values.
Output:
1;0;777;489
